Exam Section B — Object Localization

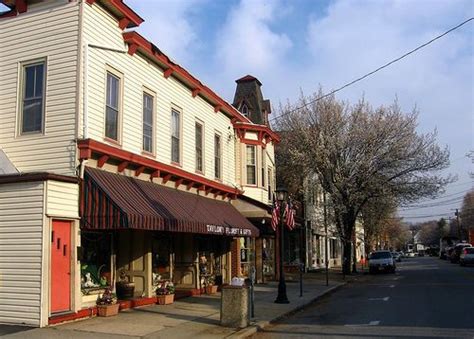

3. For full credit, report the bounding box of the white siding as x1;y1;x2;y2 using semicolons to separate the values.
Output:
0;182;44;326
82;3;236;187
0;2;80;175
46;181;79;219
238;138;275;205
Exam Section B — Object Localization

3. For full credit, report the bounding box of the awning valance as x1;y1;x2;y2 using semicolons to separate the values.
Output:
81;167;259;237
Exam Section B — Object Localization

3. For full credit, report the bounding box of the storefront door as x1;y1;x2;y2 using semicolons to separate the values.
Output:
51;220;71;313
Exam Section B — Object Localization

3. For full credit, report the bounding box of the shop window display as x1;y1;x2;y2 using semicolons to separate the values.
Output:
80;232;112;291
152;234;172;281
240;237;254;277
262;238;275;277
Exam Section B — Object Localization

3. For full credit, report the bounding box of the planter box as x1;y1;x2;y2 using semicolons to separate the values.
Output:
205;285;218;294
97;303;120;317
156;294;174;305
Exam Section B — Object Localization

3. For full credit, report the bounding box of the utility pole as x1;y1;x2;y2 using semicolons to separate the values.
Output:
455;209;462;241
323;192;329;287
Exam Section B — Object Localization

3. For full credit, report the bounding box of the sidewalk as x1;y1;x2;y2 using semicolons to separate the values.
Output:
4;274;345;339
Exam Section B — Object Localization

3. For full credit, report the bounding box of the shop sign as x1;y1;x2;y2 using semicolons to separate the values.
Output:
206;224;252;236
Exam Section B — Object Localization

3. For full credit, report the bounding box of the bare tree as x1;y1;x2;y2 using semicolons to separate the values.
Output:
383;219;412;250
418;219;448;246
361;195;397;252
460;189;474;236
275;91;451;274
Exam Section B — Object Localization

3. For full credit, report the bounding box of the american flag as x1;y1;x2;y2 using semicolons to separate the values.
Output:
271;198;280;231
285;200;295;230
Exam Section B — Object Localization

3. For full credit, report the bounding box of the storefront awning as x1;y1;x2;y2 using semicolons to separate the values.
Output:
81;167;259;237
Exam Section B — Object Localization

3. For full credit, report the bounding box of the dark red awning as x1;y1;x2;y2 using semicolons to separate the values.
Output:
81;167;259;237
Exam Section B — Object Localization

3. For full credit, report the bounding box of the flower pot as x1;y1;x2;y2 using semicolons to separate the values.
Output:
116;282;135;300
97;303;120;317
156;294;174;305
205;285;218;294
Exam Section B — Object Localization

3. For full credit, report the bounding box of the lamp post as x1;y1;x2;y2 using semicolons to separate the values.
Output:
275;187;290;304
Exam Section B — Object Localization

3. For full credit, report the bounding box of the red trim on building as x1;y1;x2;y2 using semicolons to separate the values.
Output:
163;68;174;79
97;154;109;168
0;172;78;185
175;178;183;188
135;166;145;177
233;122;280;144
192;88;201;98
77;139;242;197
85;0;143;28
122;31;250;123
0;0;26;18
162;173;172;184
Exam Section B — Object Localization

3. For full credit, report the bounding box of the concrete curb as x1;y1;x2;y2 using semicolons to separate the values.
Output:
227;282;347;338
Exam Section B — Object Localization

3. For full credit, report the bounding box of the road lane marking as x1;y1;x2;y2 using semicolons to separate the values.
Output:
344;321;380;327
369;297;389;301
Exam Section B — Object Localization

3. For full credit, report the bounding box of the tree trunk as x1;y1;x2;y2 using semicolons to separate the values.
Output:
352;234;357;273
342;240;352;275
342;211;357;275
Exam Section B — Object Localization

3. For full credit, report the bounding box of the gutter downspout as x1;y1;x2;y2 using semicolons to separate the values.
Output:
83;40;89;141
80;40;89;180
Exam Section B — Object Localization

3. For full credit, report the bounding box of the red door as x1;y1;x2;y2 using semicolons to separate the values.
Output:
51;220;71;313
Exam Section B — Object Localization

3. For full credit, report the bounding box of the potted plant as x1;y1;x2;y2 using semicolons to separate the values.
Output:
204;275;218;294
156;280;175;305
116;270;135;300
96;288;119;317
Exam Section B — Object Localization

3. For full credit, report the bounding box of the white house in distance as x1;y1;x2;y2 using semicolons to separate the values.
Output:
0;0;278;327
304;174;365;270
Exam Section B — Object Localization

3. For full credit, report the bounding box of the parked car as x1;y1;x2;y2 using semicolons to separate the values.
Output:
445;246;455;260
460;247;474;266
426;247;440;257
450;243;472;263
369;251;396;273
391;252;402;262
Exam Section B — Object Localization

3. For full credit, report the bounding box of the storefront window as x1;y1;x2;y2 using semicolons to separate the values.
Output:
80;232;112;291
240;237;254;277
284;230;301;265
152;234;172;280
262;238;275;277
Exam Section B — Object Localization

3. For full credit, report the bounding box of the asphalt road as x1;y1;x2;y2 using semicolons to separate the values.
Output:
252;256;474;339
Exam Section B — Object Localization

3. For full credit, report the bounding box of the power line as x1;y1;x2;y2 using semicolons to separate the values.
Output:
446;180;474;188
398;212;454;219
399;189;472;209
399;199;463;211
270;17;474;123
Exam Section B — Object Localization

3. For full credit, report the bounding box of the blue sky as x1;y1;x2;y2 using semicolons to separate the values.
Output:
127;0;473;223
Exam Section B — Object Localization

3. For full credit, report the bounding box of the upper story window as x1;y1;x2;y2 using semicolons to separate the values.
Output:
267;167;272;200
105;72;120;141
246;145;256;185
171;108;181;164
143;92;154;153
261;148;266;187
20;61;45;134
214;133;222;179
241;104;249;117
195;122;203;172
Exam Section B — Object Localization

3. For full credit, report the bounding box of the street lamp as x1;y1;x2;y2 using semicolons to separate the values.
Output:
275;187;290;304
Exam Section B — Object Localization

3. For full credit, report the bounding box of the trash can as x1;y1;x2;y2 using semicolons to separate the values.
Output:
220;285;250;328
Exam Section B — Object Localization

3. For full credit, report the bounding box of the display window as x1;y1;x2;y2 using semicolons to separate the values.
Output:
80;232;112;291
